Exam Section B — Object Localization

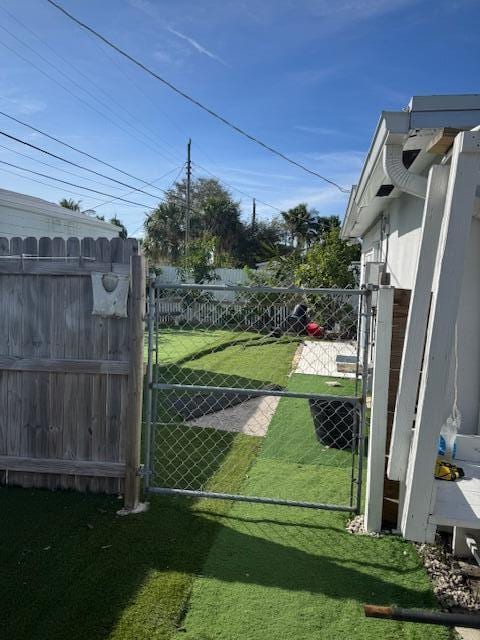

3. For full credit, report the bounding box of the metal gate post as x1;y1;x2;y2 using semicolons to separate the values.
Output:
355;287;373;514
143;275;155;492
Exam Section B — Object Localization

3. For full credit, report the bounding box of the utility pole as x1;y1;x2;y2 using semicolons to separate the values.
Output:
185;138;192;255
251;197;256;230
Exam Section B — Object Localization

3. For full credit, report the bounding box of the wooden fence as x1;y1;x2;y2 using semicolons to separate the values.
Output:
0;236;146;509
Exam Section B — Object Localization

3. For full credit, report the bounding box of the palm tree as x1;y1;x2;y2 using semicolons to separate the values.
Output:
59;198;81;211
281;204;317;249
143;201;184;264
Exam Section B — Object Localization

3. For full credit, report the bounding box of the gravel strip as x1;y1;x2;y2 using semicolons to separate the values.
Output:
347;518;480;613
346;514;381;537
416;542;480;611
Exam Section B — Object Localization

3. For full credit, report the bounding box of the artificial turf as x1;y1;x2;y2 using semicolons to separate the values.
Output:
0;331;449;640
180;501;449;640
178;374;449;640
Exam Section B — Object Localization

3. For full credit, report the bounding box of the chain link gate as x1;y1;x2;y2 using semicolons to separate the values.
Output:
143;279;371;514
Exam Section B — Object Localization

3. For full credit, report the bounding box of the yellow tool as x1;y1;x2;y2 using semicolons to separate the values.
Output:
435;458;465;481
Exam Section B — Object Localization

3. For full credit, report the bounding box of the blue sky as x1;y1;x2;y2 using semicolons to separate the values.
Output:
0;0;479;235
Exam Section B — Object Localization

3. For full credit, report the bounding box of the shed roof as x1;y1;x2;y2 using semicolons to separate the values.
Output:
0;188;118;233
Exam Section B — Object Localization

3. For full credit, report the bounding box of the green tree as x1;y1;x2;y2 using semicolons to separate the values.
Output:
203;195;245;258
143;201;184;264
59;198;81;211
109;215;128;239
144;176;249;267
315;214;341;239
281;203;318;248
177;236;217;284
295;226;360;288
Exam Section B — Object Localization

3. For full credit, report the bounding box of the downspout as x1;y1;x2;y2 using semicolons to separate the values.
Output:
383;144;428;199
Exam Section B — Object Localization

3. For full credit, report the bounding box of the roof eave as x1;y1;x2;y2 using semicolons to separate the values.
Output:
341;110;410;240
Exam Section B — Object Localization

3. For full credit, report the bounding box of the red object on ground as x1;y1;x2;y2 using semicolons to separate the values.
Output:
306;322;324;338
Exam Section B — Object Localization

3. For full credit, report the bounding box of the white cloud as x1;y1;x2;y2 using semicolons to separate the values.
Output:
166;26;228;67
128;0;227;66
305;0;418;22
0;92;46;115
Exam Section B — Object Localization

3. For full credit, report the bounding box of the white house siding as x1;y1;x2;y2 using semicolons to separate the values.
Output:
0;190;118;239
452;218;480;435
362;195;425;289
385;195;424;289
362;197;480;437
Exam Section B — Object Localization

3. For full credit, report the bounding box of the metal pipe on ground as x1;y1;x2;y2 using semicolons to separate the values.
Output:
364;605;480;629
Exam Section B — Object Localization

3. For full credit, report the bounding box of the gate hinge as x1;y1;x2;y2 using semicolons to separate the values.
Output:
137;464;153;477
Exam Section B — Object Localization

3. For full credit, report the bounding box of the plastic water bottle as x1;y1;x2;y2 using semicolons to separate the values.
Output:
438;413;460;460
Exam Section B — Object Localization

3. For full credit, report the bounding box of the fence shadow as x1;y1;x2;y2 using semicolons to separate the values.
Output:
0;490;436;640
151;363;281;490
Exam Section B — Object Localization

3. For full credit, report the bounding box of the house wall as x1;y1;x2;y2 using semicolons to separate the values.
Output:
452;218;480;435
362;193;424;289
362;197;480;437
0;205;118;239
385;195;424;289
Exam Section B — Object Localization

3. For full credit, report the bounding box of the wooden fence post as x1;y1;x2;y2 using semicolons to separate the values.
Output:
124;253;146;511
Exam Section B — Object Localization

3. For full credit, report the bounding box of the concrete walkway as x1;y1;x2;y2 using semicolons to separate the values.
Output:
188;395;280;436
293;340;358;378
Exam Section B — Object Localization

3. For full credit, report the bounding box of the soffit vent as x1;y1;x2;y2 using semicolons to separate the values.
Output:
376;184;395;197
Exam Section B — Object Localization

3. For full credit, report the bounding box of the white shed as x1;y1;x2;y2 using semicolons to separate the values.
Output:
0;188;119;239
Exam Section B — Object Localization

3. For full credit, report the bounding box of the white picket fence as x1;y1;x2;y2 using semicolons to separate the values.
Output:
156;299;291;329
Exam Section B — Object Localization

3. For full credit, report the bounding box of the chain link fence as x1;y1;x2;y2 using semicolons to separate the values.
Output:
144;281;370;512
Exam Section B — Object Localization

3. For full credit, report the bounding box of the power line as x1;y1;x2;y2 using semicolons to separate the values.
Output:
0;142;133;191
0;165;107;204
84;164;183;212
46;0;350;193
0;114;194;210
126;164;188;238
0;23;181;168
191;161;282;213
0;110;169;194
0;129;164;200
167;163;187;192
0;4;185;167
0;160;152;207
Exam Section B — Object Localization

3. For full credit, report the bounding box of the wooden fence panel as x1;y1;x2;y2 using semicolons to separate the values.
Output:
0;236;144;502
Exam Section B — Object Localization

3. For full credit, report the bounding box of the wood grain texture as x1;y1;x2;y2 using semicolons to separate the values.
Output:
0;237;140;495
0;456;125;477
0;357;129;374
124;253;146;509
0;260;130;276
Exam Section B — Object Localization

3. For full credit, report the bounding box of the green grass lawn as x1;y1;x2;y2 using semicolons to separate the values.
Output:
150;329;299;491
0;329;450;640
145;327;243;365
176;373;447;640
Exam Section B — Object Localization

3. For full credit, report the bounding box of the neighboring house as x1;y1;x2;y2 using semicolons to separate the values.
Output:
0;188;119;239
342;94;480;554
